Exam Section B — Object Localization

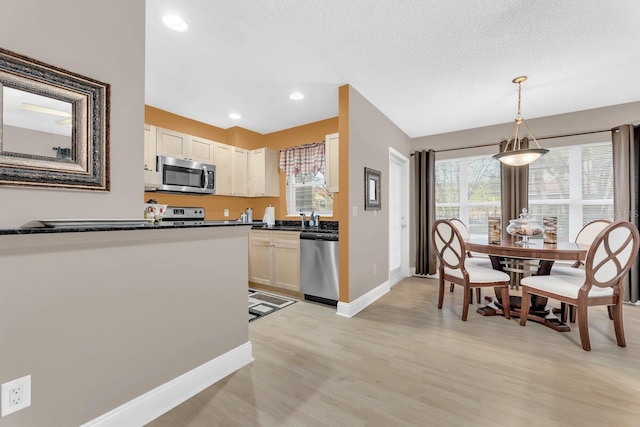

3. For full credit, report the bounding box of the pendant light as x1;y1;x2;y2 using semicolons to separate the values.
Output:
493;76;548;166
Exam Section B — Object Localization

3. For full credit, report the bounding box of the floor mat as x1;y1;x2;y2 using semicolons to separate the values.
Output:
249;289;296;322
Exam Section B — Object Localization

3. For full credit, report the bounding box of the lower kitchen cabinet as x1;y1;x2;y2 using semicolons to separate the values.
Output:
249;230;300;292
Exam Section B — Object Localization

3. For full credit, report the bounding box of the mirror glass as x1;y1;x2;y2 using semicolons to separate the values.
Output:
2;87;72;159
0;48;109;191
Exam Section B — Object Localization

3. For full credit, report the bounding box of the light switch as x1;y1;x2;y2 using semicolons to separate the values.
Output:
352;206;358;217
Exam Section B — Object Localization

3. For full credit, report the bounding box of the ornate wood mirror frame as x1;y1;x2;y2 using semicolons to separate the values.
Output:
0;48;109;190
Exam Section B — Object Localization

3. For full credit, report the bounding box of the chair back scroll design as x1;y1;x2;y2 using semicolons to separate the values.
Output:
433;220;467;271
584;221;639;292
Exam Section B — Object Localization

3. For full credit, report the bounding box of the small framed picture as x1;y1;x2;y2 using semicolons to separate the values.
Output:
364;167;381;210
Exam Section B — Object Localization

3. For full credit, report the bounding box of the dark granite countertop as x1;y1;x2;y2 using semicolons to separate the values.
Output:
251;220;339;234
0;221;256;235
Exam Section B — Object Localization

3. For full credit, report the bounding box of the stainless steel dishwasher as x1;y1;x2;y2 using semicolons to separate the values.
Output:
300;231;339;306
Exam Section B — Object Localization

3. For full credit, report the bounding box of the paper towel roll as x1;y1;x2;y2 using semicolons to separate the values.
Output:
263;206;275;227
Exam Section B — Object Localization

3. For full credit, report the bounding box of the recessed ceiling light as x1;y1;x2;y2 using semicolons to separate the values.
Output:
162;14;188;32
289;92;304;100
228;113;242;120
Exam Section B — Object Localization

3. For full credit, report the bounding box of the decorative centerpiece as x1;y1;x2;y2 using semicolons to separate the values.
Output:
506;208;543;245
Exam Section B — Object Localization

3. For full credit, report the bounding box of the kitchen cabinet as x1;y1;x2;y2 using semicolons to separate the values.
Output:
189;135;215;164
249;230;300;292
325;132;339;192
213;142;248;196
156;127;215;164
144;124;157;171
249;147;279;197
144;124;162;190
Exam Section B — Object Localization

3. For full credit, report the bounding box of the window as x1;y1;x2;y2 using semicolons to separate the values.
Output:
435;155;501;237
528;142;613;241
280;142;332;216
434;141;613;241
286;172;333;216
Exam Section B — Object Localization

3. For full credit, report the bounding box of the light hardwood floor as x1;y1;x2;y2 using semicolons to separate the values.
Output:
148;276;640;426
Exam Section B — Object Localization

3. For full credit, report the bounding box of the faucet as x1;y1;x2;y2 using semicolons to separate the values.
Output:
300;211;306;228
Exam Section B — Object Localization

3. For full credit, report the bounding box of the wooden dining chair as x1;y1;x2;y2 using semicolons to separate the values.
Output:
432;219;512;321
551;219;612;322
519;220;640;351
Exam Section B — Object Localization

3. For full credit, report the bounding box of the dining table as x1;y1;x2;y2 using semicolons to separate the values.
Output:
465;237;589;332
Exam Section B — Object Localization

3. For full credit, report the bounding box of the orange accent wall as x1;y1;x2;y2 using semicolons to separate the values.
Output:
262;118;339;220
144;105;338;222
145;105;227;143
337;85;350;303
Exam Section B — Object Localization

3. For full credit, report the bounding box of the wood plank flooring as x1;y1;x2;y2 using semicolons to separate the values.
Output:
147;276;640;426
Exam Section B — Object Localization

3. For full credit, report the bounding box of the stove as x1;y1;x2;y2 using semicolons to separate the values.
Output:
159;206;206;226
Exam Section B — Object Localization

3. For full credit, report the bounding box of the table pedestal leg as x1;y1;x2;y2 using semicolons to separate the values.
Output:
477;292;571;332
476;257;571;331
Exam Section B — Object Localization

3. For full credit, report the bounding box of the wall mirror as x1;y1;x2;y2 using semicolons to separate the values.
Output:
364;167;381;210
0;48;109;190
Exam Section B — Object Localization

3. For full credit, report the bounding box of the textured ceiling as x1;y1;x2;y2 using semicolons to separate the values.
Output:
146;0;640;138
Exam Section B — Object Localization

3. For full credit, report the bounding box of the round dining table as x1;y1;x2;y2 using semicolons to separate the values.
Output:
465;237;589;331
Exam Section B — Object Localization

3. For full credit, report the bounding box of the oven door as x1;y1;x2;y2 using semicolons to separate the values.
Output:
157;156;215;194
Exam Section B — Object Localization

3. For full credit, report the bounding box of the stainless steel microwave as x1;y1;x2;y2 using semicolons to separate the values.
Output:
156;156;215;195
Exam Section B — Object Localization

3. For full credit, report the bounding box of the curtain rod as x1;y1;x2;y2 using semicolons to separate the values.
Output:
410;128;610;155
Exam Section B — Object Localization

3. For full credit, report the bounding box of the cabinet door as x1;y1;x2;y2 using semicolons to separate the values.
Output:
248;231;272;285
144;124;157;171
232;147;248;196
249;148;280;197
213;142;233;195
272;232;300;291
249;149;266;197
190;136;215;164
325;132;339;193
156;127;189;159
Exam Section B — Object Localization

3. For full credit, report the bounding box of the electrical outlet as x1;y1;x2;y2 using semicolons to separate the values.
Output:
1;375;31;417
224;209;229;217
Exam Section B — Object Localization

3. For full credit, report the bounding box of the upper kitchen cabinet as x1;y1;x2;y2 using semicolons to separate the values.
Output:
249;148;279;197
190;136;215;164
156;127;215;165
144;124;161;190
325;132;339;192
213;142;248;197
144;124;157;171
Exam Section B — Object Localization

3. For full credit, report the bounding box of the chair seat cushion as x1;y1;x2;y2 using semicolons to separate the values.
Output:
466;257;492;268
521;271;613;299
550;265;585;278
444;265;510;283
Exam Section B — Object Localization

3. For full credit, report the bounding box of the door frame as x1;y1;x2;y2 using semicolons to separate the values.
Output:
389;147;410;284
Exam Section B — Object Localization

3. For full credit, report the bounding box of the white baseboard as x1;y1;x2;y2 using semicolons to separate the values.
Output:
80;341;253;427
336;281;390;318
389;274;404;287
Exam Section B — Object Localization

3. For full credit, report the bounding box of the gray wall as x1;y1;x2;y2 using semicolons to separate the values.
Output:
347;86;411;301
0;228;249;426
0;0;144;227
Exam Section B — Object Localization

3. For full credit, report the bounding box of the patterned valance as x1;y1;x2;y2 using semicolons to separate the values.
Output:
279;142;326;177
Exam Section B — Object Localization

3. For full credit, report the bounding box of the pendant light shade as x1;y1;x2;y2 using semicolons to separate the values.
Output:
493;76;548;166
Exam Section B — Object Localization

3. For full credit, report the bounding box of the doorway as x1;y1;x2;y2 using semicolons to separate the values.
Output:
389;148;409;285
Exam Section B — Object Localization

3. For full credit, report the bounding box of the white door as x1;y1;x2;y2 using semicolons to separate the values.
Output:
389;148;409;284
